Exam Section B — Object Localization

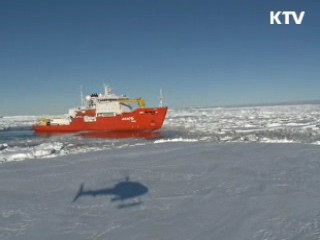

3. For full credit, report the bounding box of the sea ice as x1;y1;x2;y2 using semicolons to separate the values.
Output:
1;142;320;239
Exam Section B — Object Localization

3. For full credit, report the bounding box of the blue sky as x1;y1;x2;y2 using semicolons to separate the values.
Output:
0;0;319;115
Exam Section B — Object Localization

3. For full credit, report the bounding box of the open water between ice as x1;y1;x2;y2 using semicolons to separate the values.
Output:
1;104;320;162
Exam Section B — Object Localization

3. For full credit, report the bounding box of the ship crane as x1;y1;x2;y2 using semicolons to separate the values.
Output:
119;98;146;108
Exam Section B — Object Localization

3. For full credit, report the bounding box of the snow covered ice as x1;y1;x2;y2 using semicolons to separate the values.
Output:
166;104;320;144
0;116;38;131
1;143;320;239
1;104;320;239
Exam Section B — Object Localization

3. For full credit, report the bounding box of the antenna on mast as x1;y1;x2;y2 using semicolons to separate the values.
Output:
80;85;84;107
159;88;163;107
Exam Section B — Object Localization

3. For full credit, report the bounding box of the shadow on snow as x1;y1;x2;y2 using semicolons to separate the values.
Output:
72;177;149;208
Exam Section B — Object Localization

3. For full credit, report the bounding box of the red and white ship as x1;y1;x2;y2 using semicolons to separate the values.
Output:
33;85;167;133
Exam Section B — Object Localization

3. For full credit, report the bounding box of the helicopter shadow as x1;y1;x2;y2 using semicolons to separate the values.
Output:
72;177;149;208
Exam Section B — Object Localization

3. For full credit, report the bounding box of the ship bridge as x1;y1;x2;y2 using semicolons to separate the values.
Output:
85;85;145;116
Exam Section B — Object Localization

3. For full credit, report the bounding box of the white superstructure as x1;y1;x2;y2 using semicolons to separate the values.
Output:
36;85;147;126
85;85;132;116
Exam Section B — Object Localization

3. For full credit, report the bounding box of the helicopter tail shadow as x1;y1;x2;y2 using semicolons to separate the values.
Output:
72;183;84;202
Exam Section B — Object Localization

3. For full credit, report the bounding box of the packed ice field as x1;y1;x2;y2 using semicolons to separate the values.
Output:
2;105;320;240
1;104;320;162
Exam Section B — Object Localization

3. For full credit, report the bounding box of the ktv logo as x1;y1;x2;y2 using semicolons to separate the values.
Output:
270;11;305;25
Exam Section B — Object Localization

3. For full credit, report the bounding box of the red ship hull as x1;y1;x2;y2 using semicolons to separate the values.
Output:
33;107;167;133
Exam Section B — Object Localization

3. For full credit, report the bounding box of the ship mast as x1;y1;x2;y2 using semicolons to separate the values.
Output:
80;85;84;107
159;88;163;107
104;84;112;96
